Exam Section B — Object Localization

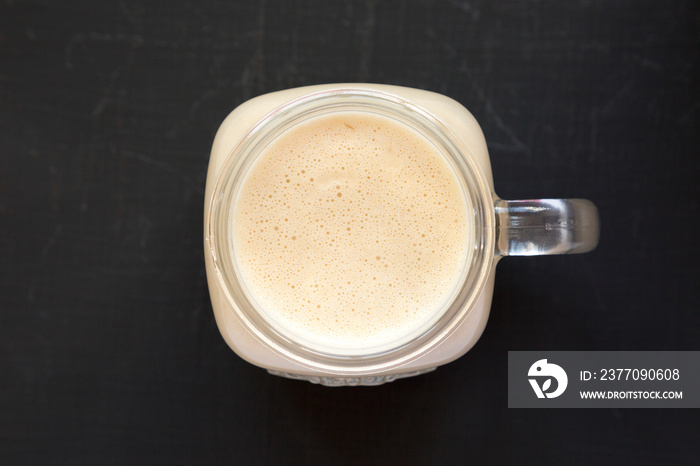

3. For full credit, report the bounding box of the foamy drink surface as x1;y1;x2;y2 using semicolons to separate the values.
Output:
233;112;469;352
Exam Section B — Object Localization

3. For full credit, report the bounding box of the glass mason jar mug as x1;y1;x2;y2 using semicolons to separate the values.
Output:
204;84;599;386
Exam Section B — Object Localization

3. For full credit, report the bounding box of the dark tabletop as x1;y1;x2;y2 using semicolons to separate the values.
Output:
2;1;699;464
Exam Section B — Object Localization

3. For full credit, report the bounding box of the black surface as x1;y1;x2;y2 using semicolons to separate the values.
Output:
2;1;699;464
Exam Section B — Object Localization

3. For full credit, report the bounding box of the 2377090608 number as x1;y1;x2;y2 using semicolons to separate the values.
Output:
599;368;679;381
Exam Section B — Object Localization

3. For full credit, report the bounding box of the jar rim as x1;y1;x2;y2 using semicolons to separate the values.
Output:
206;88;495;375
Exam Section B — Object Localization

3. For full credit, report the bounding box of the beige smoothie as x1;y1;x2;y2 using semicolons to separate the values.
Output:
232;112;470;353
205;84;498;379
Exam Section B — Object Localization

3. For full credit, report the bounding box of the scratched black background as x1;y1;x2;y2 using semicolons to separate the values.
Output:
1;1;699;464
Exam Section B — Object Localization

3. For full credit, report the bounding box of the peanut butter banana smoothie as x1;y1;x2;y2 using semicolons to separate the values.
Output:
233;112;469;353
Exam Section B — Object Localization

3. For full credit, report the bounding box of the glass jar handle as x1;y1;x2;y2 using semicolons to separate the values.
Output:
495;199;600;256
